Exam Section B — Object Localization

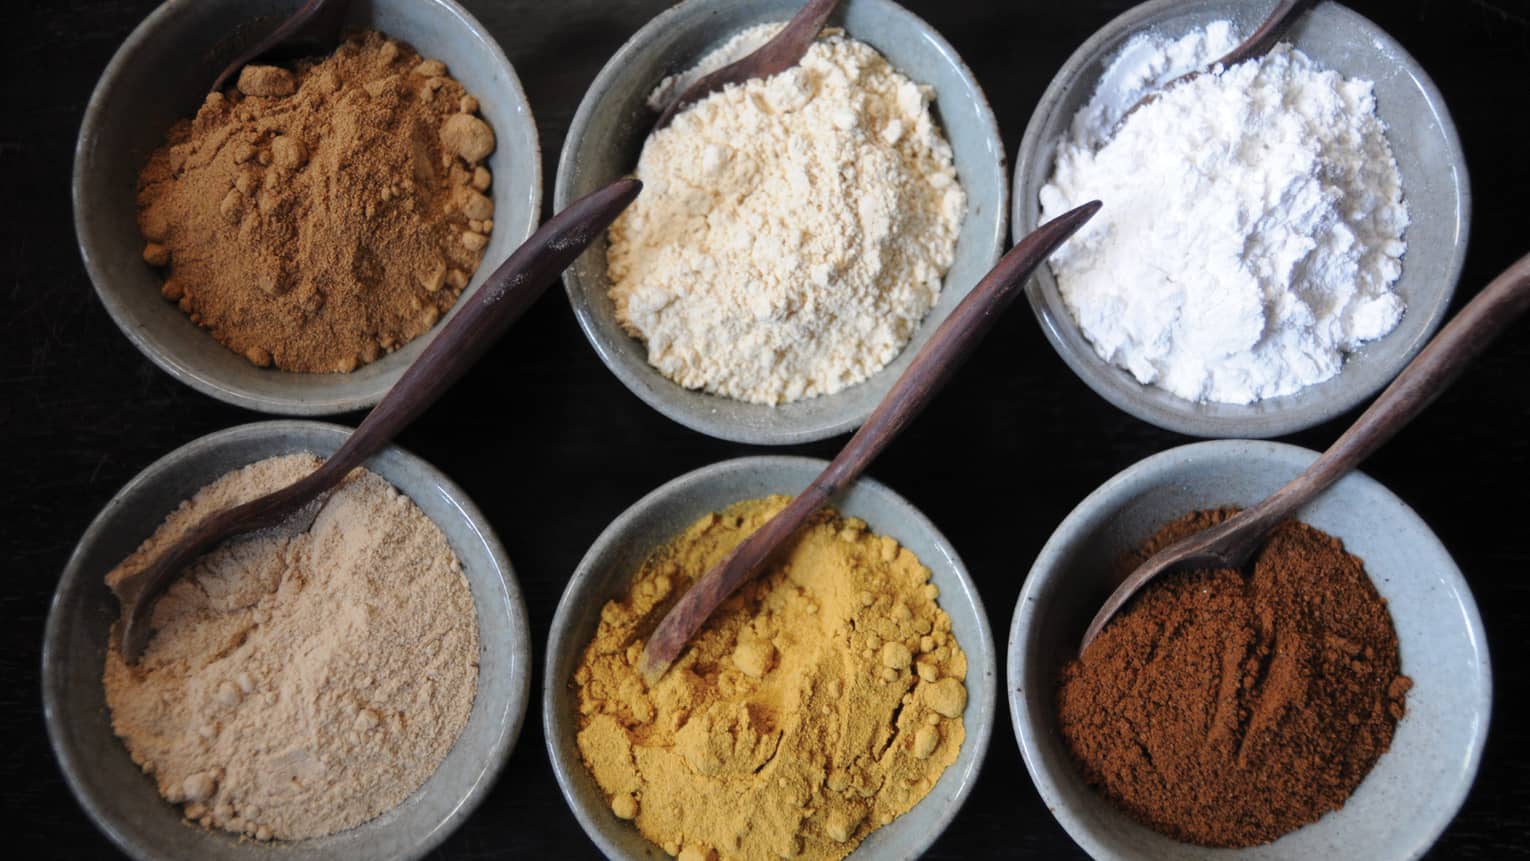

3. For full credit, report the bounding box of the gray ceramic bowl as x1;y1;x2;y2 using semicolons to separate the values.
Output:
556;0;1006;445
74;0;541;415
42;421;532;861
1013;0;1469;438
1008;440;1491;860
544;456;997;858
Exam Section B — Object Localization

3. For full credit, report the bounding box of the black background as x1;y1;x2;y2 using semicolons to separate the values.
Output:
4;0;1527;857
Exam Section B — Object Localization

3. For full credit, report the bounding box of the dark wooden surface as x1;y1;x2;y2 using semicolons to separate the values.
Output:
3;0;1527;857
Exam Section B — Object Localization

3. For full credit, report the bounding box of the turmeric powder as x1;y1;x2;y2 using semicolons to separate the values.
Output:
573;496;968;861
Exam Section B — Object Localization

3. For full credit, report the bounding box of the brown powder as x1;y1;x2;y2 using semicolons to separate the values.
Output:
136;31;499;372
1057;509;1411;848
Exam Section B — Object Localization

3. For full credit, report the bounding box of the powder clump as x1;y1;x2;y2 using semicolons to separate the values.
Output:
136;31;498;373
102;454;479;841
574;497;968;861
1057;509;1410;847
608;26;966;405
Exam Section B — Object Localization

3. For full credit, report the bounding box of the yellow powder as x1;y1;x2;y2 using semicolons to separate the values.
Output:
573;496;968;861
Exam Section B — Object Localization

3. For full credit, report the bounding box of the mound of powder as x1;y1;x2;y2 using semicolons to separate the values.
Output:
608;26;966;405
1040;28;1410;404
574;497;968;861
102;454;479;842
136;31;499;372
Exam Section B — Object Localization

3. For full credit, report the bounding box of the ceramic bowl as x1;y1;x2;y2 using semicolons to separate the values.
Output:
544;456;997;858
42;421;532;861
74;0;541;415
1008;440;1491;860
556;0;1007;445
1012;0;1469;438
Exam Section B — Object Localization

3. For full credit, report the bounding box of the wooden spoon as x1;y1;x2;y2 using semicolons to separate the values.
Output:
114;178;643;663
638;200;1102;684
1080;250;1530;652
653;0;842;130
1116;0;1318;129
209;0;351;93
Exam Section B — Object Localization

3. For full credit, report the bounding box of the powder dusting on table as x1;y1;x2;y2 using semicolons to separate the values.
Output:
136;31;498;373
608;26;966;405
102;454;479;841
1040;25;1410;404
574;496;968;861
1057;509;1411;847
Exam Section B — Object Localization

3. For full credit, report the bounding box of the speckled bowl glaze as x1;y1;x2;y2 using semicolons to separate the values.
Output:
74;0;541;415
1013;0;1469;438
42;421;532;861
544;456;997;859
556;0;1007;445
1008;440;1491;860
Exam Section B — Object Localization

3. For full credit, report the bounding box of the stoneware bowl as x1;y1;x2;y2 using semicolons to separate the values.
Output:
42;421;532;861
544;456;998;858
556;0;1007;445
1012;0;1469;438
74;0;541;415
1008;440;1491;860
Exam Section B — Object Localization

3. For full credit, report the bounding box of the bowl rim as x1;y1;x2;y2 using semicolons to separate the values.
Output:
40;419;532;861
542;454;998;859
1010;0;1471;438
554;0;1007;445
72;0;543;416
1005;438;1493;860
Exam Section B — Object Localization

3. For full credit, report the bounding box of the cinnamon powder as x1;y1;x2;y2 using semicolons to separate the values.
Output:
136;31;499;373
1057;509;1411;847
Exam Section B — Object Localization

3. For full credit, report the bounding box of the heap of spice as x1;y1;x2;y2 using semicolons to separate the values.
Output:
574;497;969;861
136;31;499;372
1058;509;1412;847
103;454;480;841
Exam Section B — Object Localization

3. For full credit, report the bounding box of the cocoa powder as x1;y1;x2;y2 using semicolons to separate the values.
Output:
136;31;499;373
1057;509;1412;847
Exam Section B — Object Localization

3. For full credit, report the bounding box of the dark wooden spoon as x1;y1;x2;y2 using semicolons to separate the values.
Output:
653;0;842;130
1080;250;1530;652
114;178;643;663
209;0;351;93
638;200;1102;684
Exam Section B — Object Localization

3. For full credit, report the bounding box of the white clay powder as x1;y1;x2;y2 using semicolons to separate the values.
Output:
1040;25;1409;404
609;25;965;405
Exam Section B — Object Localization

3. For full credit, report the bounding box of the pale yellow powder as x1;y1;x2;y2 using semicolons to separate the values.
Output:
102;454;479;842
574;496;968;861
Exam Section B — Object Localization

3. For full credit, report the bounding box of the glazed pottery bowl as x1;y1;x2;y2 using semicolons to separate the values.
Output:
74;0;541;415
544;456;998;858
1012;0;1469;438
556;0;1006;445
42;421;532;861
1008;440;1491;860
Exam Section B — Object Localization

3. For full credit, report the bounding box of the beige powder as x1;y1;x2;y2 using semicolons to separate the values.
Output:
102;454;479;841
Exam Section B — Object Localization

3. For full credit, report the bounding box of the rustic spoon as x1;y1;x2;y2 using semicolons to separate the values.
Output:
1080;250;1530;652
209;0;351;93
114;178;643;663
639;200;1102;684
653;0;842;130
1116;0;1318;128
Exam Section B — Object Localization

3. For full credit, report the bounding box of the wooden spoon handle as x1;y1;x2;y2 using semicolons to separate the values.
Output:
640;201;1101;681
210;0;351;93
1214;0;1318;68
1246;251;1530;529
654;0;842;129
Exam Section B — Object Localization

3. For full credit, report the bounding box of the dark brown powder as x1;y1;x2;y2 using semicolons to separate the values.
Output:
1057;509;1412;848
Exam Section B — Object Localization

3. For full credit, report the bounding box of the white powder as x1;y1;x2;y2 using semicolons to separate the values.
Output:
609;25;965;405
1040;26;1409;405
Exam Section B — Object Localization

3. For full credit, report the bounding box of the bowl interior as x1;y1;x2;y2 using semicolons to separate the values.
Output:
1008;440;1490;860
74;0;541;415
42;421;531;861
557;0;1006;445
544;456;997;859
1013;0;1468;438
